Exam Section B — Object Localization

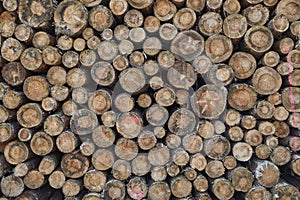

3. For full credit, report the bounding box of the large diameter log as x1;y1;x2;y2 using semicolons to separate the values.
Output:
1;175;24;197
170;176;192;198
23;170;45;189
54;0;88;36
251;160;280;188
1;37;24;62
116;112;143;139
191;84;227;119
198;12;223;36
229;167;254;192
204;135;231;160
205;34;233;63
70;109;98;135
212;178;235;200
104;179;126;200
276;0;300;22
89;5;114;32
4;140;30;165
148;182;171;200
243;4;269;26
173;8;196;30
61;152;89;178
2;62;27;86
229;52;256;79
92;149;115;171
30;131;54;156
246;186;271;200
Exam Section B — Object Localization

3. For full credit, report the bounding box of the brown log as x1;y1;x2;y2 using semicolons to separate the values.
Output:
175;89;190;106
228;84;257;112
1;37;24;62
119;39;134;55
0;20;15;38
205;160;225;178
127;177;148;199
151;166;167;181
86;36;100;50
274;107;289;122
143;37;162;56
129;51;144;67
114;93;134;113
173;148;189;166
149;76;164;90
32;31;54;49
61;152;89;178
62;100;78;117
17;103;44;128
17;128;32;142
157;51;176;70
44;114;68;136
276;0;300;22
290;21;300;38
223;14;248;43
205;34;233;63
116;112;143;139
255;144;272;159
212;178;235;200
184;167;197;181
104;179;126;200
228;126;244;142
80;140;95;156
168;108;196;136
258;121;275;135
144;16;160;34
204;135;231;160
288;69;300;86
62;179;82;197
84;169;106;192
66;68;87;88
245;129;263;146
23;76;49;101
71;87;88;105
229;167;254;192
243;4;269;26
14;24;34;43
251;160;280;188
287;49;300;69
92;125;115;148
56;130;78;153
291;157;300;176
3;90;25;110
70;108;98;135
127;0;153;10
197;120;214;139
173;8;196;31
268;92;282;105
38;153;60;175
260;51;280;68
42;46;62;66
13;157;40;177
190;153;207;171
170;176;192;198
288;112;300;128
46;66;67;86
124;9;143;28
73;38;86;52
265;135;278;148
206;0;223;10
112;159;131;180
79;50;96;67
186;0;205;12
263;0;278;7
275;37;295;55
92;149;115;171
137;130;157;150
119;68;146;94
233;142;253;162
115;138;138;161
30;131;54;156
158;24;177;43
23;170;45;189
166;133;181;149
146;104;169;127
199;12;223;36
109;0;128;16
20;47;45;72
0;122;18;143
48;170;66;189
244;26;274;57
182;133;203;154
148;144;170;166
2;0;17;11
137;94;152;108
132;155;151;176
148;182;171;200
193;175;208;192
270;146;291;166
241;115;257;130
54;0;87;36
153;0;177;22
245;186;271;200
0;105;14;123
89;5;114;32
223;156;237;170
113;55;129;72
114;25;129;41
268;15;289;38
62;51;79;69
225;109;241;126
0;175;24;197
101;111;116;128
57;35;73;51
87;90;111;114
223;0;241;14
273;121;289;139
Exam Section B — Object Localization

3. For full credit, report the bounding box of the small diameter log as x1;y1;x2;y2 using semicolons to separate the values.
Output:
87;35;100;50
143;37;162;57
205;34;233;63
30;131;54;156
62;179;82;197
171;30;204;62
170;176;192;198
92;125;115;148
132;155;151;176
223;0;241;14
193;175;208;192
252;160;280;188
205;160;225;178
246;186;271;200
54;0;88;36
287;50;300;69
0;122;18;143
3;0;17;11
166;133;181;149
197;121;214;139
23;170;45;189
229;51;257;79
245;129;263;146
273;121;289;138
151;166;167;181
244;26;274;57
212;178;235;200
206;0;223;10
192;55;213;75
230;167;254;192
73;38;86;51
104;180;126;200
149;76;164;90
49;170;66;189
184;167;197;181
270;146;291;166
119;40;134;55
112;159;131;180
14;24;34;43
119;68;146;94
38;153;60;175
62;100;77;116
46;66;67;86
199;12;223;36
241;115;257;129
205;64;234;86
114;93;134;113
243;4;269;26
168;108;196;136
186;0;205;12
109;0;128;16
2;62;27;87
265;136;278;148
148;182;171;200
0;105;14;123
4;141;30;165
137;130;157;151
137;94;152;108
268;15;289;37
148;144;170;166
17;128;32;142
17;103;43;128
191;84;227;119
61;152;89;178
260;51;280;68
157;51;175;70
0;175;24;197
80;49;96;67
290;21;300;38
225;109;241;126
223;156;237;170
288;69;300;86
72;87;88;105
14;157;41;177
158;23;177;42
129;51;144;67
3;90;25;110
113;55;129;72
228;126;244;142
116;112;143;139
127;0;153;10
144;16;160;34
173;8;196;30
56;131;78;153
1;37;24;62
57;35;73;51
282;87;300;113
70;109;98;135
167;62;197;89
114;25;129;41
275;37;295;55
84;169;106;192
88;90;111;115
101;111;117;128
115;138;138;161
20;47;45;72
32;31;54;49
276;0;300;22
182;133;203;154
42;46;62;66
89;5;114;32
288;112;300;128
255;144;272;159
0;19;15;38
204;135;231;160
82;193;102;200
223;14;248;42
173;148;189;166
62;51;79;69
256;101;275;119
92;149;115;171
44;114;68;136
127;177;148;200
291;157;300;176
23;76;49;101
124;9;143;28
233;142;253;162
146;104;169;126
153;0;177;22
80;140;95;156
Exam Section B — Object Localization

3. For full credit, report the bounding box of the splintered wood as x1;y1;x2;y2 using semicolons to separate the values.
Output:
0;0;300;199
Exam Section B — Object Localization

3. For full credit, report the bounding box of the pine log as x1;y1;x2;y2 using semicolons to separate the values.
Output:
56;131;78;153
104;179;126;200
116;112;143;139
243;4;269;26
127;177;148;200
223;0;241;14
132;155;151;176
190;153;207;171
137;130;157;150
23;170;45;189
4;140;30;165
212;178;235;200
114;93;134;112
61;152;89;178
232;142;253;162
166;133;181;149
153;0;177;22
30;131;54;156
70;109;98;135
92;149;115;171
1;37;24;62
205;160;225;178
80;140;95;157
255;144;272;159
223;156;237;170
62;179;82;197
170;176;192;198
0;175;24;197
199;12;223;36
49;170;66;189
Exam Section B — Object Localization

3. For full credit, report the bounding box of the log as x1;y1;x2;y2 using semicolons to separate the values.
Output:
198;12;223;36
143;37;162;56
276;0;300;22
92;125;115;148
0;105;14;123
184;167;197;181
228;84;257;111
229;167;254;192
255;144;272;159
61;152;89;178
80;140;95;157
109;0;128;17
190;153;207;171
232;142;253;162
186;0;205;12
62;179;82;197
193;175;208;192
166;133;181;149
50;85;69;101
116;112;143;139
2;62;27;87
73;38;86;52
228;126;244;142
173;148;190;166
149;76;164;90
72;87;88;105
243;4;269;26
13;157;40;177
127;177;148;200
104;179;126;200
0;175;24;197
205;160;225;178
114;93;134;113
151;166;167;181
70;109;98;135
182;133;203;154
148;144;170;166
205;34;233;63
129;51;144;67
132;155;151;176
23;170;45;189
23;76;49;101
229;51;257;79
167;108;196;136
270;146;291;166
14;24;34;43
44;114;68;136
30;131;54;156
56;131;78;153
4;140;30;165
124;9;143;28
258;121;275;135
265;135;278;148
101;111;116;128
137;130;157;150
48;170;66;189
212;178;235;200
92;149;115;171
83;169;106;192
87;35;101;50
146;104;169;126
241;115;257;130
273;121;290;138
268;15;289;37
251;160;280;188
3;90;25;110
245;129;263;146
2;0;17;12
175;89;190;106
54;0;88;36
225;109;241;126
1;37;24;62
197;120;214;139
112;159;131;180
114;138;138;161
223;0;241;14
62;100;78;117
223;156;237;170
0;122;18;143
170;176;192;198
245;186;271;200
119;68;146;93
153;0;177;22
148;182;171;200
204;135;231;160
32;31;54;49
137;94;152;108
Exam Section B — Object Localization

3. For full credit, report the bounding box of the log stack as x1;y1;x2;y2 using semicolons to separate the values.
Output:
0;0;300;199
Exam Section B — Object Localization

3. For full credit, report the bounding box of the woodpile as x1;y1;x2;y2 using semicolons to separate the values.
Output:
0;0;300;199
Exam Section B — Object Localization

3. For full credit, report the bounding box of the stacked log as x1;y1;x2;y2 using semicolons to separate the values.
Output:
0;0;300;199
